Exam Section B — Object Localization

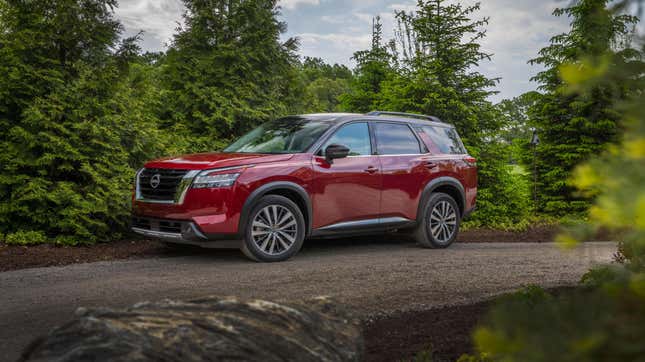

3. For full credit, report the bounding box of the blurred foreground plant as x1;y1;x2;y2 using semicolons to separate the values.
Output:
461;0;645;360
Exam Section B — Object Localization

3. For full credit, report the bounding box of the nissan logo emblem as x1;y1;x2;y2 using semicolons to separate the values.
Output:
150;174;161;189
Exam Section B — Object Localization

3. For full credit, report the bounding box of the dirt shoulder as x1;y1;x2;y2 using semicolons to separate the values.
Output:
362;286;576;362
363;300;490;362
0;225;562;273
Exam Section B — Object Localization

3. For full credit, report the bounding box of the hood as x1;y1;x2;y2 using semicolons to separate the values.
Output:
144;152;295;170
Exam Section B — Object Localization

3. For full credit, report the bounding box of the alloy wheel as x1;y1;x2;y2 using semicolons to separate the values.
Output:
251;205;298;255
428;200;457;244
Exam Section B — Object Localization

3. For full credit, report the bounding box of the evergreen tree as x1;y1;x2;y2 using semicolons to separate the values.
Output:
160;0;300;151
496;91;541;163
381;0;498;145
298;57;352;113
0;0;160;244
339;16;396;112
372;0;530;227
527;0;640;215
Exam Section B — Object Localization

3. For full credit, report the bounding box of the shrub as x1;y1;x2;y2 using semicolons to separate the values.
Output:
468;277;645;362
5;230;48;245
465;142;533;230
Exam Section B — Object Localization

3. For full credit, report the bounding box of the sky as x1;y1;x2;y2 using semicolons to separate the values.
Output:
114;0;572;102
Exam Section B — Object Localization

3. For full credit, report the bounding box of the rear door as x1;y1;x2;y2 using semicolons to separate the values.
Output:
414;125;477;211
372;122;436;221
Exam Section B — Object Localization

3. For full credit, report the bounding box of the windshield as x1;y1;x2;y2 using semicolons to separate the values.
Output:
223;117;332;154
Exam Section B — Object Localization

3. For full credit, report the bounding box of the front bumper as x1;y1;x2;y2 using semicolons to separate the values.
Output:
131;216;240;248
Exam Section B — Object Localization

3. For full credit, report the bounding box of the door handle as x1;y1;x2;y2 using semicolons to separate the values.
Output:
364;166;378;174
424;161;438;169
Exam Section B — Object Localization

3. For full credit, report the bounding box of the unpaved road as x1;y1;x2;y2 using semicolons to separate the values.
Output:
1;239;615;361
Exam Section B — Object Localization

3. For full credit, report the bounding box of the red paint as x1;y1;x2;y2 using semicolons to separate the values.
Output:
133;122;477;237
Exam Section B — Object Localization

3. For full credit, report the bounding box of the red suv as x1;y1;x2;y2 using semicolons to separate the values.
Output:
132;112;477;262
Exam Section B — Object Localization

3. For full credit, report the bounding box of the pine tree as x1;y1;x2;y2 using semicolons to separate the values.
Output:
381;0;498;145
527;0;640;215
339;16;396;112
160;0;300;151
0;0;160;244
298;57;352;113
369;0;530;227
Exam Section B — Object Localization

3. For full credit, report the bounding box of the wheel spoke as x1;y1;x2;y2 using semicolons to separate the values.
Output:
259;234;270;251
279;220;296;230
276;212;291;227
275;234;290;250
269;235;276;254
277;230;295;243
253;220;271;230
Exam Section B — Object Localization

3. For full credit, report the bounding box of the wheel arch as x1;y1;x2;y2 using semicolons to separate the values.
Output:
417;177;466;222
239;182;313;237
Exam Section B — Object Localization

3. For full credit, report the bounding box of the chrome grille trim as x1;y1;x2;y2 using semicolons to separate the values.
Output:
135;168;200;204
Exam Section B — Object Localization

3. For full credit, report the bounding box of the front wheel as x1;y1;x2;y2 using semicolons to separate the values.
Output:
413;192;460;248
241;195;306;262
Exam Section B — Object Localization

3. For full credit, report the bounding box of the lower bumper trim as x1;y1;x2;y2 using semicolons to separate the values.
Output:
131;224;241;249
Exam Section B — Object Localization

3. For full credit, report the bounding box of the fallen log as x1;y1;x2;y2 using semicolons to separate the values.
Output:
20;296;363;362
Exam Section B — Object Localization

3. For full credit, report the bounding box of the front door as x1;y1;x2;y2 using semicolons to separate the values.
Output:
311;122;382;229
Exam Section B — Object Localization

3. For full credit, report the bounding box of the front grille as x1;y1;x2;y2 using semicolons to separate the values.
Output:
138;168;189;202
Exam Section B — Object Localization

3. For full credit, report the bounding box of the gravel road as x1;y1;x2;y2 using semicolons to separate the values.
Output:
1;239;615;361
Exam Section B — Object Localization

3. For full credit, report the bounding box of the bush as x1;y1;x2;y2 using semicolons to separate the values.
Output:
4;230;48;245
465;142;533;230
467;275;645;362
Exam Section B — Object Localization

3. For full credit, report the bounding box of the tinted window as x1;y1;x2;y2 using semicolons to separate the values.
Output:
374;123;421;155
322;122;371;156
224;117;331;154
419;126;466;154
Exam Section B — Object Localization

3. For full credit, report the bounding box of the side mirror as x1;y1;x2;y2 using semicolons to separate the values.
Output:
325;144;350;164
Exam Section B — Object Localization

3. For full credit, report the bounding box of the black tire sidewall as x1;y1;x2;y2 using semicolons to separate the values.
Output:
243;195;306;262
420;192;461;248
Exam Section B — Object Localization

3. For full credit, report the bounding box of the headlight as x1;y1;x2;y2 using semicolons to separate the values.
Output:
191;165;251;189
192;172;241;189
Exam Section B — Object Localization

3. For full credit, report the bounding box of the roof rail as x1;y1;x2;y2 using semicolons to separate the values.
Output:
366;111;441;123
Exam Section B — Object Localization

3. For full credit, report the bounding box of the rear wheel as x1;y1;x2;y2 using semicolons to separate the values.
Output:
413;192;460;248
241;195;305;262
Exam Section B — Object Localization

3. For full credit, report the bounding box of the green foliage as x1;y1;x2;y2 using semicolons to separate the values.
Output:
465;152;532;230
526;0;641;216
4;230;48;245
298;57;352;113
463;2;645;361
469;279;645;361
159;0;301;152
495;92;541;164
0;0;167;245
340;16;396;112
347;0;530;229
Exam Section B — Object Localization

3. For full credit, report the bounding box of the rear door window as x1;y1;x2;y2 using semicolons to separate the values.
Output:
417;126;466;155
373;123;422;155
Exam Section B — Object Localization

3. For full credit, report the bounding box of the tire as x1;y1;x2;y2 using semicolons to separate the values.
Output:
413;192;461;248
240;195;306;262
